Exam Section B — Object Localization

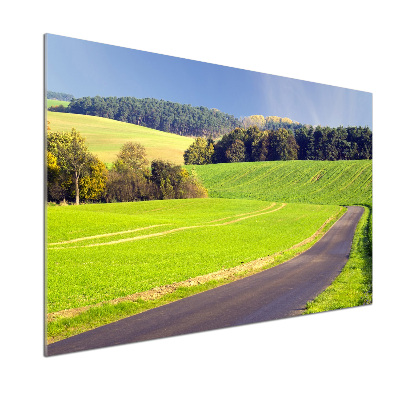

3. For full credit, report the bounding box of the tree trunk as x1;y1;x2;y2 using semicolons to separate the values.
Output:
75;172;80;205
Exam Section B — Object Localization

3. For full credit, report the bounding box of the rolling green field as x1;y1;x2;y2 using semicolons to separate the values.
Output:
46;198;343;341
186;160;372;205
46;111;194;165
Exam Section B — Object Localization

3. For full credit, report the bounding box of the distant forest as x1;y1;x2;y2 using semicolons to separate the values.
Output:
49;96;241;137
47;91;74;101
48;95;305;137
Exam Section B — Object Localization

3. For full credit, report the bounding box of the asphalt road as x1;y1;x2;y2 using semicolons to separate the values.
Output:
46;206;364;356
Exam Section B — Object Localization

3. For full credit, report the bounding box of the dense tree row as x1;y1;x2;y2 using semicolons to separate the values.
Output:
50;96;240;137
47;91;74;101
184;125;372;165
47;127;207;204
295;125;372;160
184;127;299;164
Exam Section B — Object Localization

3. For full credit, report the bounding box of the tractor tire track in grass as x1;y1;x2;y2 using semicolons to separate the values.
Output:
47;225;167;245
49;203;285;249
205;202;276;223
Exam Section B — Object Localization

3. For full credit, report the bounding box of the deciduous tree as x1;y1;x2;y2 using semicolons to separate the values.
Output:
47;128;95;205
183;137;214;165
79;156;108;201
113;141;149;172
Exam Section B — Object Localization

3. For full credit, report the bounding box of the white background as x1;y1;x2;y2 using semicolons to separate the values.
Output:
1;1;398;399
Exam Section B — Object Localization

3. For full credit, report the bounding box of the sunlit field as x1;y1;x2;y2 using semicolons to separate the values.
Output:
47;111;194;165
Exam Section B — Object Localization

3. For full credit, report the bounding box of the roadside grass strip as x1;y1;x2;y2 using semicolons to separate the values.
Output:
303;205;372;313
46;199;344;343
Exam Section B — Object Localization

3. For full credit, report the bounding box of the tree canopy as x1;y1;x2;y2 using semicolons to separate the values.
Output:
113;142;149;172
294;125;372;160
211;127;298;164
241;115;303;132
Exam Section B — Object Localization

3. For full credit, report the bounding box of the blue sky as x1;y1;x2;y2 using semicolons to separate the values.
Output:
46;34;372;128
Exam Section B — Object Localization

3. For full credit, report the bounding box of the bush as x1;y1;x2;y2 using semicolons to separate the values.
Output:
103;158;208;203
104;169;155;203
151;159;207;200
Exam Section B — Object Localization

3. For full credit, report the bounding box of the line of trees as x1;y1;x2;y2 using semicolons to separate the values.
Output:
295;125;372;160
184;125;372;164
48;96;241;137
47;127;207;205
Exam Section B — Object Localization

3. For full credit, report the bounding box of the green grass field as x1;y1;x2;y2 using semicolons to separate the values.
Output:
186;160;372;206
47;198;341;313
46;111;194;165
46;198;343;341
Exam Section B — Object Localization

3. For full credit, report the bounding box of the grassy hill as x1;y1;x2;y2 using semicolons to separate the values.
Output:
186;160;372;206
47;111;194;165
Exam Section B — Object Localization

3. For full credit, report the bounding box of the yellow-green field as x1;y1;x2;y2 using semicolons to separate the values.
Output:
47;111;194;165
47;99;70;107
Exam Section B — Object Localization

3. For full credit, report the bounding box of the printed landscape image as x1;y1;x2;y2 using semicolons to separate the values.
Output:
45;34;372;356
